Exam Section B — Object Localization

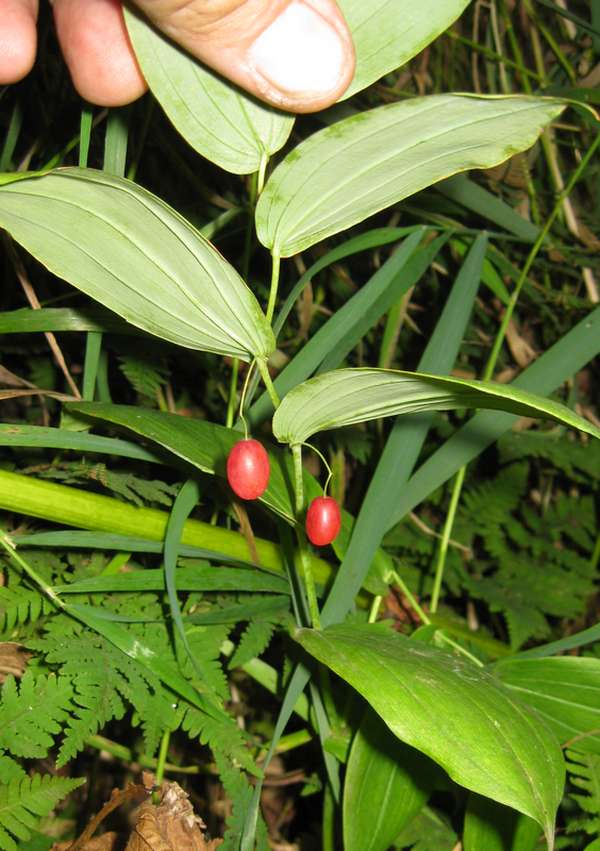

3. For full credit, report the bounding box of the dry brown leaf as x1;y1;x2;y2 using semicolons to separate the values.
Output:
53;833;119;851
505;319;537;368
126;781;221;851
0;643;29;682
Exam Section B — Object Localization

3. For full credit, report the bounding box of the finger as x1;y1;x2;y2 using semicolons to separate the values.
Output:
0;0;38;84
52;0;147;106
134;0;355;113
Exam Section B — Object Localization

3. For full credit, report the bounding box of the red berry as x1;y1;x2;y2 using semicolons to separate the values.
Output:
226;439;270;500
305;496;341;547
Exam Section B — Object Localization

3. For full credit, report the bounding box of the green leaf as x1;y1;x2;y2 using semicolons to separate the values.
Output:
343;708;437;851
495;657;600;756
0;307;135;335
256;95;564;256
125;9;294;175
0;775;84;851
384;302;600;532
322;235;488;617
67;401;301;522
294;623;565;845
249;228;430;424
0;168;274;360
463;794;541;851
272;367;600;446
53;564;289;595
338;0;471;99
394;807;457;850
0;423;162;463
514;622;600;660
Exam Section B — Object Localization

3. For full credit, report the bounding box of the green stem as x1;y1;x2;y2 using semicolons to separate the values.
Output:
257;153;268;197
430;466;466;614
266;253;281;325
0;470;331;587
86;734;203;775
292;445;321;628
154;729;171;786
225;357;240;429
256;357;280;409
292;444;305;516
322;784;335;851
392;571;430;625
0;531;64;609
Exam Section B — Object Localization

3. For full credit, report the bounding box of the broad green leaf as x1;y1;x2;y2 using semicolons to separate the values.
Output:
125;9;294;175
295;623;564;845
256;95;564;256
0;168;274;361
463;794;541;851
338;0;471;99
272;367;600;446
495;657;600;756
343;708;437;851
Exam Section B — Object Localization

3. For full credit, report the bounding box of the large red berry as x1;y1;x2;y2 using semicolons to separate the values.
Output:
305;496;341;547
226;439;270;500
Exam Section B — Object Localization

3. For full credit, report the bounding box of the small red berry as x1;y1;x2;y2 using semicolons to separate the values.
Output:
226;439;270;500
305;496;341;547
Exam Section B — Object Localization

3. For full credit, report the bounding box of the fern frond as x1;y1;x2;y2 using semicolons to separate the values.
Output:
118;351;169;399
0;774;84;851
229;619;276;670
0;586;53;636
567;749;600;836
0;756;25;784
214;751;269;851
179;704;256;776
33;629;176;762
0;672;73;758
58;671;127;766
179;624;231;701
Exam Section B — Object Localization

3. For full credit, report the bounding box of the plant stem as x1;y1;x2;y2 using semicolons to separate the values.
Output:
256;357;280;409
86;734;204;775
0;470;332;586
292;444;305;516
292;444;321;628
430;466;466;614
266;253;281;325
392;571;430;625
154;729;171;786
225;357;240;429
0;531;65;609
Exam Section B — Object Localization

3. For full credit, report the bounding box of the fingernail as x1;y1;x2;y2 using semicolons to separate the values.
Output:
249;1;347;98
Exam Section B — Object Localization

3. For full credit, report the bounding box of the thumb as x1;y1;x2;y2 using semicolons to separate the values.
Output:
134;0;355;112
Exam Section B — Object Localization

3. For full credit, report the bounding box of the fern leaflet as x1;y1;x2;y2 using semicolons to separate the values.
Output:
0;672;73;758
0;774;84;851
567;748;600;837
0;586;53;636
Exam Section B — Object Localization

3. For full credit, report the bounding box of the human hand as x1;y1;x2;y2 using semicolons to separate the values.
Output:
0;0;355;112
